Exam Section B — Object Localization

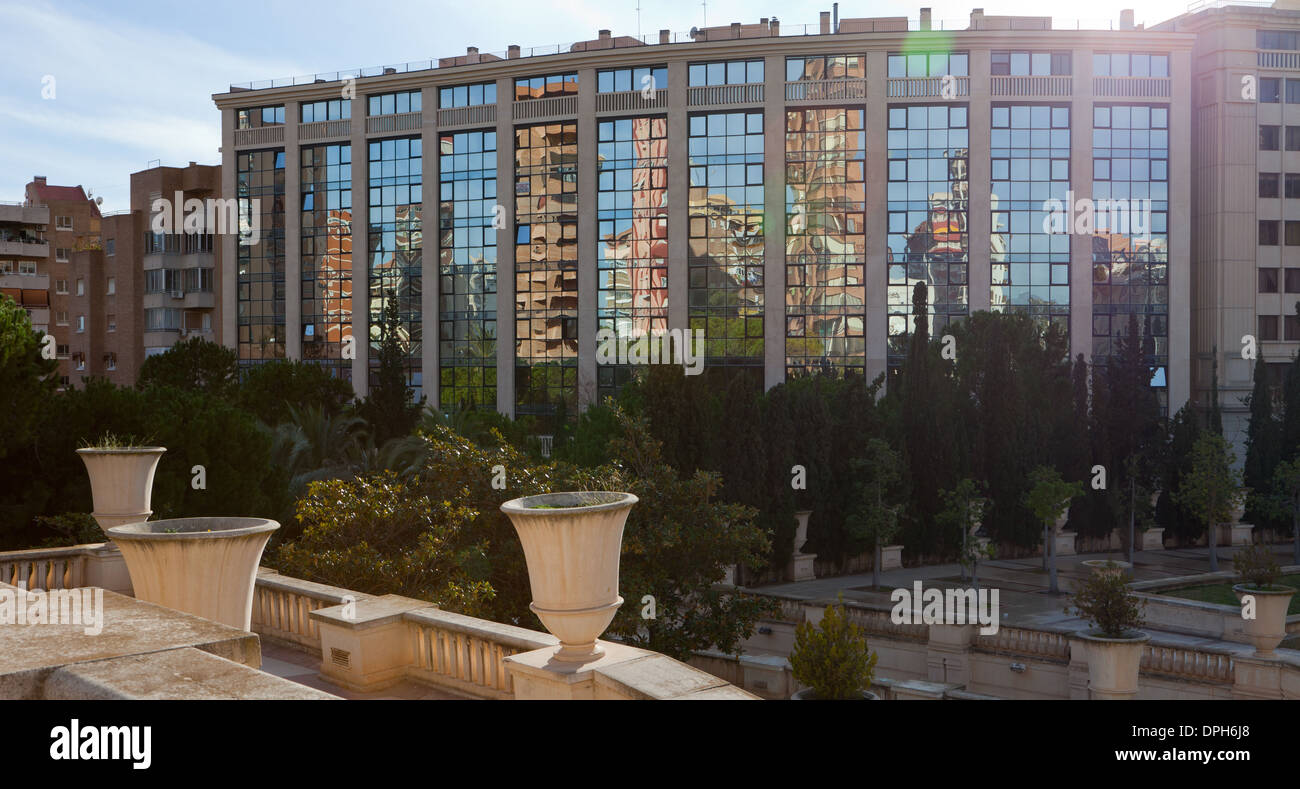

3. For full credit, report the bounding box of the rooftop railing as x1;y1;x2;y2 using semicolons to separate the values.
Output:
227;16;1169;92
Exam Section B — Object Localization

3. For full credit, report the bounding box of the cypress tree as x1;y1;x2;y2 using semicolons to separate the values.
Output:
1243;355;1281;525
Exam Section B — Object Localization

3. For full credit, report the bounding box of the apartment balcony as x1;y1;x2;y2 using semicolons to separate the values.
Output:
0;202;50;225
143;327;183;347
0;239;50;259
143;250;214;270
144;289;215;310
0;272;50;291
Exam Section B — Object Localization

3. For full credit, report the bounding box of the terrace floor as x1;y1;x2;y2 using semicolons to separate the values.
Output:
259;640;468;699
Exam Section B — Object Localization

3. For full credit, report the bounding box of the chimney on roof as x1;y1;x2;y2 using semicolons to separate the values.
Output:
819;11;831;34
1120;9;1135;29
508;44;520;58
833;2;839;33
971;8;985;29
34;176;46;185
659;28;669;44
920;7;932;31
731;22;741;38
771;17;780;35
599;29;611;43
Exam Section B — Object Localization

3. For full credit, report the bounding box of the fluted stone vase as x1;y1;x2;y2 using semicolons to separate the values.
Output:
1072;630;1150;700
500;491;637;662
76;447;166;533
107;517;279;631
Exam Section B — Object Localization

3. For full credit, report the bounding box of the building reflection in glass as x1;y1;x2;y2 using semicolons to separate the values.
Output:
687;111;764;374
785;107;866;378
886;104;969;371
597;116;668;401
514;122;578;416
439;129;497;409
1092;103;1170;411
990;105;1070;337
300;143;352;380
368;137;423;399
237;148;286;363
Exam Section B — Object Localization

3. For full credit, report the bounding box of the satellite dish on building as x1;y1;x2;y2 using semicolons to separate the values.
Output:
94;197;103;205
689;26;699;39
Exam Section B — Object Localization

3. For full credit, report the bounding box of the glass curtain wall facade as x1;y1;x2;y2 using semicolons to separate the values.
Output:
300;143;353;379
990;104;1071;335
596;116;669;402
1091;103;1170;408
237;148;286;362
687;111;764;372
438;129;498;409
514;121;579;416
886;104;970;370
785;107;867;379
367;136;424;399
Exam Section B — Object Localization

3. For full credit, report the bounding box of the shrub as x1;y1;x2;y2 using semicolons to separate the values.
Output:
789;599;878;699
1069;570;1146;638
1234;542;1283;590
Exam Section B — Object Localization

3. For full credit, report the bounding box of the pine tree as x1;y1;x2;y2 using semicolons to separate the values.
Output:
357;288;422;444
1243;354;1282;527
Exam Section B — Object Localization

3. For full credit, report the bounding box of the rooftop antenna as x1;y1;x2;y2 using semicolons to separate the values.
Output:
636;0;641;39
702;0;706;28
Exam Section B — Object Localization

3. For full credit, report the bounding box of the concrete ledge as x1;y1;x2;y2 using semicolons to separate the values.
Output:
505;640;761;700
309;594;431;692
43;647;339;700
0;582;260;700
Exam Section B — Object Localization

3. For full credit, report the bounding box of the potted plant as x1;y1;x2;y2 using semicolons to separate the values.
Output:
1232;542;1296;657
789;598;879;700
76;433;166;534
1068;569;1149;699
500;490;638;662
107;517;279;631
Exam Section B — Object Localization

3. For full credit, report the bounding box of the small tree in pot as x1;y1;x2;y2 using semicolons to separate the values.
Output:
1068;570;1149;700
1232;542;1296;657
789;597;879;700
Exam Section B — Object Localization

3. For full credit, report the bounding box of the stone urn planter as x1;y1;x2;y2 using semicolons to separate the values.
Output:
500;491;638;663
791;688;879;700
1072;631;1150;700
1082;559;1132;578
106;517;279;631
76;446;166;533
793;510;812;553
1232;584;1297;657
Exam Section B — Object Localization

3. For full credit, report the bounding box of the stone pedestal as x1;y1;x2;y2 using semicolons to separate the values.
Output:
310;594;429;692
787;553;817;582
926;623;977;686
1054;531;1077;557
1141;527;1165;551
1211;522;1253;545
83;543;133;595
881;545;903;570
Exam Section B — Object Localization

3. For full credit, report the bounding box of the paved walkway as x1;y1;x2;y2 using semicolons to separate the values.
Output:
748;542;1299;651
259;640;469;700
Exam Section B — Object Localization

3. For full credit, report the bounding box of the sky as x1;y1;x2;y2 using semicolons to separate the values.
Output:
0;0;1198;212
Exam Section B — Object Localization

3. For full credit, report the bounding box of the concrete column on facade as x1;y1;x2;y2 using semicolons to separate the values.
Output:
666;61;689;337
577;68;598;409
350;93;370;397
865;50;890;389
1168;48;1194;414
1069;48;1096;367
421;86;439;410
220;108;238;352
967;49;993;316
763;54;787;391
495;77;516;418
284;102;302;361
926;623;978;687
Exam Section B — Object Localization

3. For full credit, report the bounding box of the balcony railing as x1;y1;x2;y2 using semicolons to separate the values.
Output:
365;111;423;135
686;83;764;106
886;76;970;99
298;119;351;141
594;89;667;113
1259;50;1300;70
990;75;1073;97
435;104;497;127
1093;76;1171;98
512;95;578;121
234;125;286;147
785;78;868;102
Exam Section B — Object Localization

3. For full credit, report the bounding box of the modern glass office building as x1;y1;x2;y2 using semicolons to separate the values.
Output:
214;8;1197;421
